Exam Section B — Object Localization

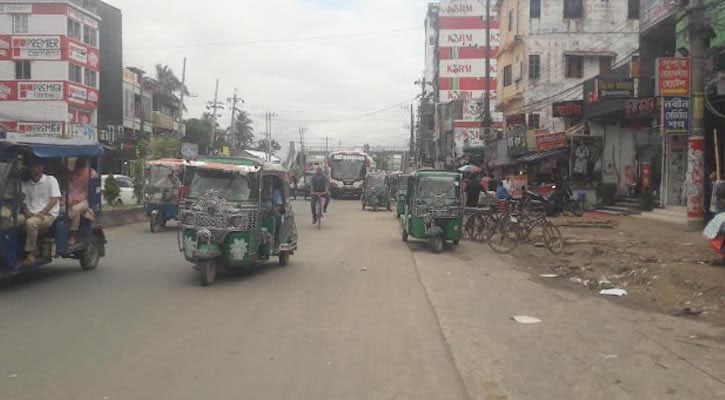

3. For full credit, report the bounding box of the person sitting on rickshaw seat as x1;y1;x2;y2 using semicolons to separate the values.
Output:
155;172;179;203
67;158;97;246
21;160;61;265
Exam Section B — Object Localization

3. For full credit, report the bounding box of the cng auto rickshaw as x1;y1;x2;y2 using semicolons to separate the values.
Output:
179;158;298;286
145;158;184;233
0;142;106;277
361;172;391;211
393;173;410;218
400;170;463;253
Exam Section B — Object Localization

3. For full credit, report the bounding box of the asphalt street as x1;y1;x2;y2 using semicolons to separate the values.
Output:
0;200;467;400
2;200;725;400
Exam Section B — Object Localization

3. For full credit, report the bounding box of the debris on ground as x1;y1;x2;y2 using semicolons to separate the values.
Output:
539;274;559;279
512;315;542;324
600;288;628;297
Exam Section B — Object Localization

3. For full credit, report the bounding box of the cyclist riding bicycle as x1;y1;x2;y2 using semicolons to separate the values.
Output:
310;167;331;224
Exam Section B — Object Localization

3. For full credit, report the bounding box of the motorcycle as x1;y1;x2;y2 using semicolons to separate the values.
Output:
527;179;584;217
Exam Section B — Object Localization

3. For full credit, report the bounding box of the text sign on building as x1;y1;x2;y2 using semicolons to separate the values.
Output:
535;132;568;152
656;57;690;96
640;0;679;33
0;4;32;13
439;0;486;16
552;101;583;118
68;7;98;29
439;30;500;48
625;97;656;118
12;36;61;60
440;59;497;78
18;82;64;100
596;78;635;98
0;122;65;140
507;125;528;155
661;97;690;135
68;42;87;64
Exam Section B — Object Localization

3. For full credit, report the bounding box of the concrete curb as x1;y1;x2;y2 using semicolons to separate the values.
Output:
101;207;147;229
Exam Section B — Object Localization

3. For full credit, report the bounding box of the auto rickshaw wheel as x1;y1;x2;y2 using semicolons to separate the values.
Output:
430;236;444;254
200;259;218;287
150;214;163;233
373;204;379;212
386;202;392;211
279;251;290;267
80;237;101;271
401;227;409;242
361;202;366;210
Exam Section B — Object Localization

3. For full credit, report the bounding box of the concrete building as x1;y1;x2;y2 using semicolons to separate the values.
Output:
0;0;102;144
495;0;640;132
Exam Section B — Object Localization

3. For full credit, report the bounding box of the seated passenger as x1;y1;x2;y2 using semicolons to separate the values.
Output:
22;159;61;265
67;158;97;245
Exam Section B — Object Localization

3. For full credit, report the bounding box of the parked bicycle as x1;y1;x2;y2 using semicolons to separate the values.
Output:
484;199;564;255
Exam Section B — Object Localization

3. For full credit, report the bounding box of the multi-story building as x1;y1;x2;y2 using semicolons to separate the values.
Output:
0;0;102;144
495;0;640;132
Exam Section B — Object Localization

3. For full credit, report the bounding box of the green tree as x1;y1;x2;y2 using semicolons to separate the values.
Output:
229;110;255;150
184;115;216;155
150;137;181;159
257;138;282;155
104;175;121;206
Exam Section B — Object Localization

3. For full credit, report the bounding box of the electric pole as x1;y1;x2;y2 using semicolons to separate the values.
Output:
206;78;224;152
227;89;243;154
178;57;187;133
686;0;706;230
264;110;278;162
299;127;307;169
483;0;492;130
410;103;415;169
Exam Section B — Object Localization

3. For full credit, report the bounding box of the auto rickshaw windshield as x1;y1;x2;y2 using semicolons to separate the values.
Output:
368;175;386;186
417;177;459;199
148;165;177;189
188;169;254;202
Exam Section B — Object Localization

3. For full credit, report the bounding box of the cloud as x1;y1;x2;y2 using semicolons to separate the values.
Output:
113;0;426;150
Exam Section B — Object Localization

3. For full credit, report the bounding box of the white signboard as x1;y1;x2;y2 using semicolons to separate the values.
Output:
454;127;484;152
0;4;32;13
440;89;497;102
18;82;64;100
439;0;492;17
68;42;87;64
67;84;88;104
440;59;497;78
332;154;366;161
13;36;62;60
68;7;98;29
17;122;64;137
439;29;500;48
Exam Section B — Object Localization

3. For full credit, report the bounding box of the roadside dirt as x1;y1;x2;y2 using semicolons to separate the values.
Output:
507;214;725;327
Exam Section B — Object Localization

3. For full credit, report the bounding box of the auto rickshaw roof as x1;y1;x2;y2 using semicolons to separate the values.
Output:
415;170;460;178
0;142;104;158
186;160;259;175
147;158;185;170
197;156;259;167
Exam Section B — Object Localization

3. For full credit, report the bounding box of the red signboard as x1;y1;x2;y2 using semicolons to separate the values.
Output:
66;82;99;109
656;57;690;96
510;175;528;199
535;132;567;152
552;101;583;118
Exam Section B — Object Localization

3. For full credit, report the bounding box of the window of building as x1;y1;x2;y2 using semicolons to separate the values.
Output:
12;14;29;33
599;56;613;74
565;55;583;78
528;114;540;129
628;0;640;19
14;61;31;80
68;19;82;40
503;65;512;87
84;69;97;88
84;26;97;47
530;0;541;18
69;64;83;83
508;10;513;31
564;0;583;19
529;55;541;80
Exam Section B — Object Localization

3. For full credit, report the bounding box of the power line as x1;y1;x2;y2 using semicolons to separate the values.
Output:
124;27;423;50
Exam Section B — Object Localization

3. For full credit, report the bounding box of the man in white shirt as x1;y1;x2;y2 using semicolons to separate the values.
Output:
21;160;61;265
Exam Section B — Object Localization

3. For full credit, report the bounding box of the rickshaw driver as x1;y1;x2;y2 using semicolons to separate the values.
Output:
310;166;331;224
21;160;62;265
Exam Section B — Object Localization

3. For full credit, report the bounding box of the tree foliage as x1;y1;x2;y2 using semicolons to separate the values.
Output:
150;137;181;159
229;111;255;150
155;64;188;110
184;116;216;155
104;175;121;206
257;138;282;155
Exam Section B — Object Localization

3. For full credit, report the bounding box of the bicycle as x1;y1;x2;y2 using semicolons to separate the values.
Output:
486;203;564;254
312;191;328;230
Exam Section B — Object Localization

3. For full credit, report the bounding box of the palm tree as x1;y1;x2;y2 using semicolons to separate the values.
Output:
232;111;255;150
155;64;189;111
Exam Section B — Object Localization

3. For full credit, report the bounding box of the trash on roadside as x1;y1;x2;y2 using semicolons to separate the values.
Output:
675;307;703;317
360;267;367;272
540;274;559;278
600;354;618;360
512;315;542;324
598;276;615;289
7;374;17;378
600;288;628;297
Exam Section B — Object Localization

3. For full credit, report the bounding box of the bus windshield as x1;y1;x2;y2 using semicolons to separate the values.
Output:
331;160;365;181
188;170;255;203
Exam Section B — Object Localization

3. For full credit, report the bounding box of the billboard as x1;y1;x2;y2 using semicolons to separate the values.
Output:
439;29;500;48
440;59;497;78
656;57;690;96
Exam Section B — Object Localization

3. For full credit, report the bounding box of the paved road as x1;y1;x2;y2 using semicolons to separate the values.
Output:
0;200;467;400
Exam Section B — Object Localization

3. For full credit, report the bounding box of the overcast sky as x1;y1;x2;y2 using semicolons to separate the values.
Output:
112;0;427;151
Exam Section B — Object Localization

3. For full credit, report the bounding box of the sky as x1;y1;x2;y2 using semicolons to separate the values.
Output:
111;0;428;151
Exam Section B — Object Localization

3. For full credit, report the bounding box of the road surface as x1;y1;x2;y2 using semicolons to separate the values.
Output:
2;200;724;400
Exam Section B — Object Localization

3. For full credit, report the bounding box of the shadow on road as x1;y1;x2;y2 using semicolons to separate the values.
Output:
0;265;85;292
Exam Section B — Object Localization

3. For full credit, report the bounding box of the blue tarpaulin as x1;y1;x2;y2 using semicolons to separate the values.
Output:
0;142;104;158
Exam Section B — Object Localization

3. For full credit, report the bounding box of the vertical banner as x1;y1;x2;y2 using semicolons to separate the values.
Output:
686;136;705;221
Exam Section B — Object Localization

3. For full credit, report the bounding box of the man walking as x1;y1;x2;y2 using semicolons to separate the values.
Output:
22;160;61;265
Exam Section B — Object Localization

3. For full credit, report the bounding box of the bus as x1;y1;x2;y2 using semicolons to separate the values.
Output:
328;151;375;198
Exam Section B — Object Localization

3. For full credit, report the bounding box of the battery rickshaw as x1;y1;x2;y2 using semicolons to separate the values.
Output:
361;172;391;211
400;170;463;253
0;142;106;278
179;158;298;286
145;158;184;233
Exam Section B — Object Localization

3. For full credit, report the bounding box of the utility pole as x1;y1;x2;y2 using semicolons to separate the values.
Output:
686;0;706;230
325;136;329;155
178;57;187;132
206;78;224;152
410;103;415;168
483;0;492;130
264;110;278;162
299;127;307;169
227;89;243;154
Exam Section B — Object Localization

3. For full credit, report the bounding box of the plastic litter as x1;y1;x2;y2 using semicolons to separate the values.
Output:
512;315;542;324
600;288;628;297
539;274;559;278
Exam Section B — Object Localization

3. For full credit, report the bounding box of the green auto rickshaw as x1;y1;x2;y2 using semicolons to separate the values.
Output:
392;173;410;218
400;170;463;253
180;158;298;286
361;172;391;211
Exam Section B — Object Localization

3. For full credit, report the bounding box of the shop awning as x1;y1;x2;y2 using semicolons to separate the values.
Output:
518;148;569;164
566;123;586;136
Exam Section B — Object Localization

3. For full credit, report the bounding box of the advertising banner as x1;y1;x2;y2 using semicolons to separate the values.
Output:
66;83;98;108
0;4;32;13
625;97;656;118
67;6;98;29
440;59;497;78
12;36;61;60
552;101;583;118
439;29;500;48
18;81;64;101
535;132;567;152
439;0;487;16
510;175;528;199
661;96;690;135
68;41;87;64
596;78;635;98
656;57;690;96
